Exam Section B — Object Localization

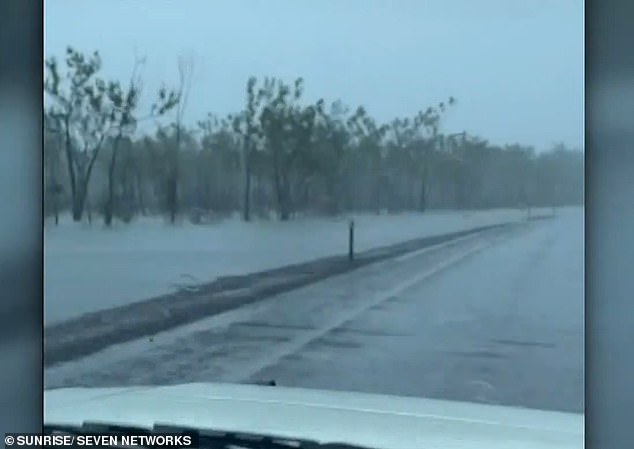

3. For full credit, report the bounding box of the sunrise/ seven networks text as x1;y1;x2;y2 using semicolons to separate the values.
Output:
5;433;193;447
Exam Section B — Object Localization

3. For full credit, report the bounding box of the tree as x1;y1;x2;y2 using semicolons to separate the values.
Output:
258;77;318;220
45;47;117;221
44;46;584;222
232;77;266;221
196;114;242;216
103;58;178;226
347;106;389;212
167;56;194;224
411;98;456;211
308;99;349;213
44;110;65;224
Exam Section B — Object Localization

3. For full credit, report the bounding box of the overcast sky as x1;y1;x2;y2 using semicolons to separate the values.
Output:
44;0;583;151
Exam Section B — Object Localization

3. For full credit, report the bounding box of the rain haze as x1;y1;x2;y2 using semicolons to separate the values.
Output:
44;1;585;444
44;0;583;150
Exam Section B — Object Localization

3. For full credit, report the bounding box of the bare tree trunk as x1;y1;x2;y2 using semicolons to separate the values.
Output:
273;168;284;220
70;138;106;222
72;183;87;222
271;146;289;220
123;154;135;218
170;125;180;224
62;116;81;221
419;149;430;212
104;135;121;226
275;173;292;221
243;149;251;222
302;177;310;212
419;176;427;212
51;133;62;225
53;196;59;225
168;56;193;223
136;169;145;215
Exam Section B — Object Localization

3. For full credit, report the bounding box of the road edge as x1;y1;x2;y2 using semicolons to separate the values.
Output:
44;222;522;367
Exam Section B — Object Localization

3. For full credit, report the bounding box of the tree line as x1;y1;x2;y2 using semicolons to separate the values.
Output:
44;47;584;226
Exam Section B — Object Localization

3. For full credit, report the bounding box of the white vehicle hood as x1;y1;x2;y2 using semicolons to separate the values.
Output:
45;383;584;449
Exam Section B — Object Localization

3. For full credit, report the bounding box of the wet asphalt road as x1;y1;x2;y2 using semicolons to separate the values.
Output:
45;209;584;413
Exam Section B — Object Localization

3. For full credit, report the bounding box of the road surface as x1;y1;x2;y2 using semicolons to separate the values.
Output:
45;208;584;413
